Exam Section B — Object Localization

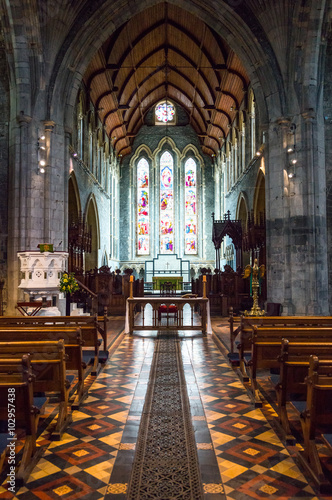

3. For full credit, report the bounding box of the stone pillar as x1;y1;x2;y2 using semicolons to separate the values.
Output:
266;114;328;315
300;110;328;314
266;118;295;314
43;120;55;242
7;113;32;314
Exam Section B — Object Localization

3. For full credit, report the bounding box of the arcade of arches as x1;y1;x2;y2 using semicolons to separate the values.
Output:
1;0;331;316
1;0;332;497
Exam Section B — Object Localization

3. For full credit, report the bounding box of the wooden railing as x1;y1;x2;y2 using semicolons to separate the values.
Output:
125;296;211;335
74;278;98;314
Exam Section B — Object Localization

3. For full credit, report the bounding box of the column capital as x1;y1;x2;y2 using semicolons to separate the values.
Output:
17;112;32;125
276;117;292;129
301;110;316;123
43;120;56;132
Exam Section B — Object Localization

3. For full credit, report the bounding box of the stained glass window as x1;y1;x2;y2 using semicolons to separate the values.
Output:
137;158;149;255
160;151;174;253
155;101;175;123
185;158;197;254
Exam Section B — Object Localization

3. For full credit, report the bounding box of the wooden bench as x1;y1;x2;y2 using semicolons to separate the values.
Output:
0;323;104;376
0;313;108;352
290;356;332;493
0;354;47;484
0;340;72;440
243;326;332;406
0;327;87;409
229;313;332;354
272;339;332;443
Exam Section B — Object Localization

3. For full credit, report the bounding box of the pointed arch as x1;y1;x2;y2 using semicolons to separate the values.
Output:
253;166;266;225
159;150;175;254
85;194;100;271
153;136;181;160
68;172;81;225
236;192;249;230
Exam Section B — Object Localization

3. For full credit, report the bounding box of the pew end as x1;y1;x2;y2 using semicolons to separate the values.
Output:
0;355;47;485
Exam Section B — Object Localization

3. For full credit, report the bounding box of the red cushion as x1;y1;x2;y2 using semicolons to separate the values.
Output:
159;305;178;312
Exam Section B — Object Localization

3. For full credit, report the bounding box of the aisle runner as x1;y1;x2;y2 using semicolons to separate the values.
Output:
127;332;203;499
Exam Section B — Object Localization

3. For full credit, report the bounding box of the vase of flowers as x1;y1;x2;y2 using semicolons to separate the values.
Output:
59;272;79;316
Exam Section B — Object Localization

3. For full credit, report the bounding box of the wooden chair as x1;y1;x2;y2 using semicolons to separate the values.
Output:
158;281;178;322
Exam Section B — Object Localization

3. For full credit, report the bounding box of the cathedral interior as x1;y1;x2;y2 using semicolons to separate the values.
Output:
1;0;332;498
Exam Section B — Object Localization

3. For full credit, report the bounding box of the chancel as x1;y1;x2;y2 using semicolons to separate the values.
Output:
1;0;332;498
146;254;189;292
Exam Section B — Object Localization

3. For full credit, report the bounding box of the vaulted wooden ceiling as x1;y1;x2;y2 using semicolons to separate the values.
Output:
83;2;250;159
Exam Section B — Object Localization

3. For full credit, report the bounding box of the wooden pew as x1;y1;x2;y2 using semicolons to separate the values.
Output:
230;313;332;354
291;356;332;493
0;324;103;376
272;339;332;442
0;313;109;353
243;326;332;406
0;355;47;485
0;327;87;409
0;340;72;440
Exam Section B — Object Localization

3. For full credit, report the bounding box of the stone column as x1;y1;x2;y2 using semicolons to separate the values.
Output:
7;113;32;314
300;110;328;314
43;120;55;242
266;113;328;315
266;117;295;314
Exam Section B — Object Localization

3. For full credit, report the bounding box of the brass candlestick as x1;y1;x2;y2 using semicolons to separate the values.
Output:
243;259;265;316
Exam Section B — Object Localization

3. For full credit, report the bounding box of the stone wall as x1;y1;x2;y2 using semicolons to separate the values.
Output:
324;33;332;314
0;37;9;311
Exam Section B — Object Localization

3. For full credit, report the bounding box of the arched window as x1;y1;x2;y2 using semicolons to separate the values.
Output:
184;158;197;254
137;158;150;255
134;144;202;259
155;100;176;125
160;151;174;253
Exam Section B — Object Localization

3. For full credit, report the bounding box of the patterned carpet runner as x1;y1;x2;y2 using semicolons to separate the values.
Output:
127;332;203;499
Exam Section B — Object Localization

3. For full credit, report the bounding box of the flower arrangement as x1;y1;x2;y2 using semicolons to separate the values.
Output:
59;272;79;295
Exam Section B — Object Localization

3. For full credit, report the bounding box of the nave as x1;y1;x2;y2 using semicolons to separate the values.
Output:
0;318;330;500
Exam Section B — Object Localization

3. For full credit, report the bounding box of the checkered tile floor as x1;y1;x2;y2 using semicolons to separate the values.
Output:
0;316;331;499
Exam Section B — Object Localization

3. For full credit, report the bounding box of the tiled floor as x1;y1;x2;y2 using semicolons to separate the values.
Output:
0;316;332;499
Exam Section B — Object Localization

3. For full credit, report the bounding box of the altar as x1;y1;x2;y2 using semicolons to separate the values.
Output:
152;276;183;290
145;254;190;290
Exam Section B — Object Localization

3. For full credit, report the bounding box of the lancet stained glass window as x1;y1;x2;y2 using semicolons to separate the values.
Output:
160;151;174;253
137;158;149;255
185;158;197;254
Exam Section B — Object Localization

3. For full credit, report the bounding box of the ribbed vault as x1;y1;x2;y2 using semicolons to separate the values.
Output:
83;2;250;158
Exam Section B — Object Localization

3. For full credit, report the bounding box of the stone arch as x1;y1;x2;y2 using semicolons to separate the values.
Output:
253;167;266;225
153;136;181;160
84;195;100;272
130;144;153;167
68;173;81;226
236;192;250;267
236;192;249;229
181;144;204;168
